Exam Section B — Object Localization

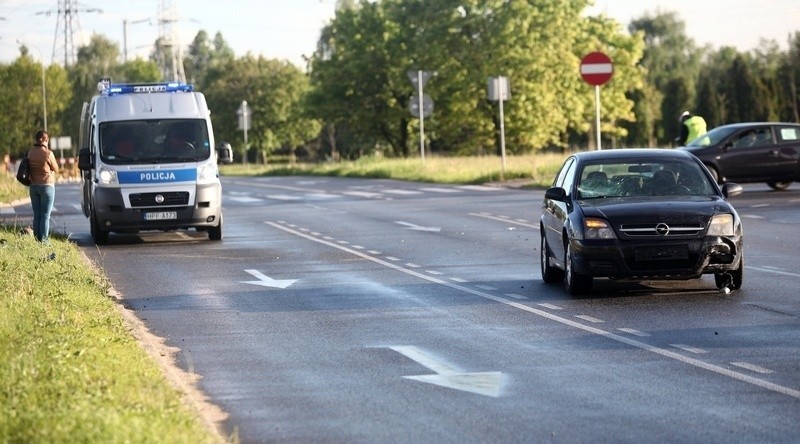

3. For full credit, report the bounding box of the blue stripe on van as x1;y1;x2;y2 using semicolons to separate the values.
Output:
117;169;197;184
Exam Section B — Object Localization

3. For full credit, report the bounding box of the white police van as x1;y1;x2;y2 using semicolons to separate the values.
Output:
78;79;233;245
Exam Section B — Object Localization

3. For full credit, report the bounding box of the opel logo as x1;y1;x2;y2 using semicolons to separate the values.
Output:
655;223;670;235
155;194;165;204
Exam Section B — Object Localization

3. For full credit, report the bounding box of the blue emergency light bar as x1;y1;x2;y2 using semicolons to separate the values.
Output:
98;79;193;96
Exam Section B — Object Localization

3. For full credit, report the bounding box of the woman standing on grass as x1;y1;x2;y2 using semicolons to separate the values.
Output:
27;130;59;242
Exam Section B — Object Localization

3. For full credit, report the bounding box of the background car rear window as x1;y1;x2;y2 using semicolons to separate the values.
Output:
778;127;800;142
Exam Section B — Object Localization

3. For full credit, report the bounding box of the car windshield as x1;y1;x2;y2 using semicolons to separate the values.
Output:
685;126;739;147
99;119;211;164
577;159;716;199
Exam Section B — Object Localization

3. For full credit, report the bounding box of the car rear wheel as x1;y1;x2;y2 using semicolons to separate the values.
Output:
767;181;791;191
541;233;564;283
706;165;720;184
564;243;592;295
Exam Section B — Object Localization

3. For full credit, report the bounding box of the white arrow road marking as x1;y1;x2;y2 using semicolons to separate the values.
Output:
389;345;505;397
394;221;441;232
241;269;297;289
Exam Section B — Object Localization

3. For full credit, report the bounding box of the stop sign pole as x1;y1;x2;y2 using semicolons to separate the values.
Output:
580;52;613;150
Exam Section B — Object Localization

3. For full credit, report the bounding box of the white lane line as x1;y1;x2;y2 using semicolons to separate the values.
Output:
741;214;765;219
505;293;527;300
747;266;800;278
476;285;496;291
618;328;651;337
450;277;468;283
575;315;605;323
426;270;443;275
537;303;564;310
468;212;539;229
352;245;364;249
670;344;708;354
419;187;462;193
343;191;384;199
457;185;500;191
750;204;770;208
266;221;800;401
337;240;349;245
367;250;381;255
385;256;401;261
405;263;421;268
306;193;341;200
227;196;264;203
382;189;423;195
267;194;303;201
731;362;774;374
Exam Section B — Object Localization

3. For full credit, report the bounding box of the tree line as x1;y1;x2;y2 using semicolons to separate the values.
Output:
1;0;798;162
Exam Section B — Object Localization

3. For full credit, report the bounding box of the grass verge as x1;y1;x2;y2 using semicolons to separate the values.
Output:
220;153;566;186
0;226;226;443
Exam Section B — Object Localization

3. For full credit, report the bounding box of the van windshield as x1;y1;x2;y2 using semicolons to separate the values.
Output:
99;119;210;164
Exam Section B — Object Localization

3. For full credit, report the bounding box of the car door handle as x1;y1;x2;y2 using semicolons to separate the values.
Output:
768;149;779;157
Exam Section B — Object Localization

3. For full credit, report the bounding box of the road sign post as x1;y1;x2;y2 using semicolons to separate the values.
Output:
580;52;613;150
237;100;252;164
407;70;435;161
488;76;511;179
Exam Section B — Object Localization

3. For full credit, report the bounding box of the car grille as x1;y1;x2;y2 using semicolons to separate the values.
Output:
619;223;704;237
129;192;190;207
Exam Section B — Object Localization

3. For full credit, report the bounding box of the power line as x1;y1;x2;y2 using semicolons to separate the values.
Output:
35;0;102;67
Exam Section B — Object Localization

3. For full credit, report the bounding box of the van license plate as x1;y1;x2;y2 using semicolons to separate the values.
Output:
144;211;177;221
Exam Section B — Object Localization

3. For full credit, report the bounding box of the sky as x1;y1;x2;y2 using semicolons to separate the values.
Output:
0;0;798;68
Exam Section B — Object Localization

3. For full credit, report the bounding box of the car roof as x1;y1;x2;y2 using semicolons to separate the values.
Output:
570;148;696;162
710;122;800;130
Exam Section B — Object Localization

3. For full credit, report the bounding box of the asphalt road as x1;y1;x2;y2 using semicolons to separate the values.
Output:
6;177;800;442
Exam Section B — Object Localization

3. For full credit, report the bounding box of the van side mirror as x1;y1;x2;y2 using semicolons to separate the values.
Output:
77;147;93;171
216;142;233;164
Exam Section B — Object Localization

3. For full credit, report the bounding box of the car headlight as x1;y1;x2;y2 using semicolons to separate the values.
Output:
707;214;735;236
583;218;616;239
97;166;118;185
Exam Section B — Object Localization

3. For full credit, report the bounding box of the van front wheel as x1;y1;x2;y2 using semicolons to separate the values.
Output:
208;214;223;241
90;215;109;245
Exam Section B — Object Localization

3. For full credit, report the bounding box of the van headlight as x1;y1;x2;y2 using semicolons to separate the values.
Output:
197;163;218;182
707;214;735;236
97;166;118;185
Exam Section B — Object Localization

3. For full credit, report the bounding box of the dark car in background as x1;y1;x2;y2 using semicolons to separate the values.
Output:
680;122;800;190
540;149;743;295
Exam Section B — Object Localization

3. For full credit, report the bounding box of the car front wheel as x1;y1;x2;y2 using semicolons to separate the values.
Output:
715;254;743;291
564;242;592;295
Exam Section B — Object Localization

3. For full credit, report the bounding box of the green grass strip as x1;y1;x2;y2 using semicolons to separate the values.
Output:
0;227;225;443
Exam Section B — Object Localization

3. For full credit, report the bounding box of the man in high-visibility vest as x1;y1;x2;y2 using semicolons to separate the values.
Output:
676;111;707;145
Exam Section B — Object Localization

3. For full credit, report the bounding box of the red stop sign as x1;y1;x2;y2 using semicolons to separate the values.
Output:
580;52;613;86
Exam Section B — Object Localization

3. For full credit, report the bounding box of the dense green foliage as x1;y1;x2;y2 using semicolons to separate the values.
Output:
0;3;797;163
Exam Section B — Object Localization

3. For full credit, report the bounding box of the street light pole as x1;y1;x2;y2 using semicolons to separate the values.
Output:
18;40;47;131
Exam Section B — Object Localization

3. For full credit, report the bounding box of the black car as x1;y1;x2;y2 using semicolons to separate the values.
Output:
679;122;800;190
540;149;744;295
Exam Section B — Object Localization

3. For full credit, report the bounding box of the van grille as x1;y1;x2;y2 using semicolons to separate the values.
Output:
129;192;189;207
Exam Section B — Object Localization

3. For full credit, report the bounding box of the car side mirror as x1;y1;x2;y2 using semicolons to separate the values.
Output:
721;183;743;198
544;186;567;202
